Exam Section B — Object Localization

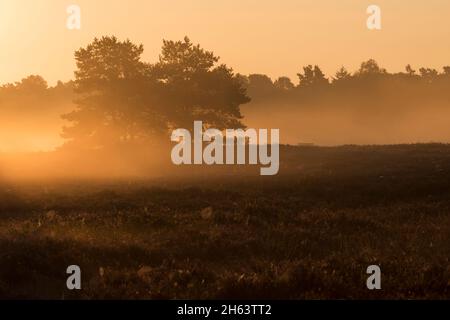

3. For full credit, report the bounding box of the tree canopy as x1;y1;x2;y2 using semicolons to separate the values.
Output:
62;36;250;149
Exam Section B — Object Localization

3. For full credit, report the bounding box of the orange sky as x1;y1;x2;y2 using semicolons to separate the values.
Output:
1;0;450;85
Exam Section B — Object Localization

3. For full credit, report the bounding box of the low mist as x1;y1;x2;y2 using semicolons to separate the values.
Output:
1;40;450;181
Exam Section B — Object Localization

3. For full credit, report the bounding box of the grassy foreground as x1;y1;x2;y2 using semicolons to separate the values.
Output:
1;144;450;299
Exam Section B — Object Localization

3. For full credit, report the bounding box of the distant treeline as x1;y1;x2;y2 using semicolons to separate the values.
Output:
0;76;75;152
240;60;450;108
236;60;450;145
0;76;74;113
3;59;450;115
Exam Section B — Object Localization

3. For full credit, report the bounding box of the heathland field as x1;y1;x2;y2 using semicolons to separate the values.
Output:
1;144;450;299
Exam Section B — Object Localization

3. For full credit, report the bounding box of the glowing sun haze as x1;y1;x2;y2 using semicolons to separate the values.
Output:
0;0;450;85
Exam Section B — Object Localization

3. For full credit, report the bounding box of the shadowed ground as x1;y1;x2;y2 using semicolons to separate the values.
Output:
1;144;450;299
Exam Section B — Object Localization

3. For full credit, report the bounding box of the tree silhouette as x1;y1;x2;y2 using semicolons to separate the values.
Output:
443;66;450;76
246;74;276;98
62;36;250;149
274;76;295;90
297;65;328;87
15;75;48;92
405;64;416;76
333;66;351;83
152;37;250;130
419;67;438;83
61;36;154;148
356;59;387;76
